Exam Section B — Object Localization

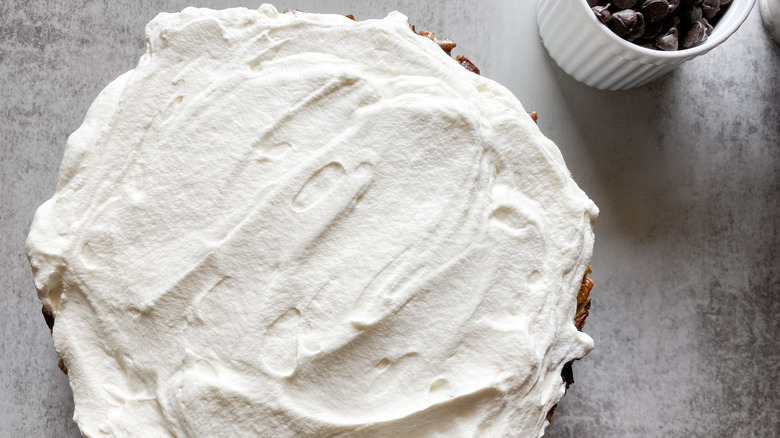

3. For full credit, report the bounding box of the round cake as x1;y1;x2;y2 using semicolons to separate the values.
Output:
27;5;598;437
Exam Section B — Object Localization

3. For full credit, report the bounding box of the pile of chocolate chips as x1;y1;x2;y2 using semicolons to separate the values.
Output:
589;0;732;50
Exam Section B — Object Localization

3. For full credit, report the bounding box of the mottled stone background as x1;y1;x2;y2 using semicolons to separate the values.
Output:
1;1;778;437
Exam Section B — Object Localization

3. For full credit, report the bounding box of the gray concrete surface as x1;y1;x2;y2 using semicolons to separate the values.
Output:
1;1;778;437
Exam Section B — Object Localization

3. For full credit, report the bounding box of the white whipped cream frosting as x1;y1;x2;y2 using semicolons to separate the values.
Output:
27;5;598;437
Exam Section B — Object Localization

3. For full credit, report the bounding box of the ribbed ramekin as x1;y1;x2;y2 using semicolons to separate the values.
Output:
537;0;756;90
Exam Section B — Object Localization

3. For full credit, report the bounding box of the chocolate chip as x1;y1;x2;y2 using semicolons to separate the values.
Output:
655;27;679;49
593;0;727;51
681;20;708;48
592;5;613;24
699;17;714;35
610;9;638;37
644;19;666;38
625;12;647;41
667;14;681;28
613;0;639;9
642;0;670;22
684;5;703;21
701;0;720;19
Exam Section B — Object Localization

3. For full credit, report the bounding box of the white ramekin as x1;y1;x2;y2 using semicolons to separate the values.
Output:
537;0;756;90
760;0;780;45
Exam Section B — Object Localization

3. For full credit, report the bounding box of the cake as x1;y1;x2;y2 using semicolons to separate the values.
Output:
27;5;598;437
